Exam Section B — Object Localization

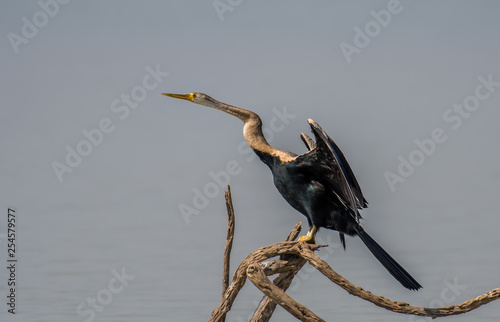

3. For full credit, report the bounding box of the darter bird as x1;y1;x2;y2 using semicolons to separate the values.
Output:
162;92;422;291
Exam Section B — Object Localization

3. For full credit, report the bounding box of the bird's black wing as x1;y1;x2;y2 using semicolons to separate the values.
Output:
298;121;422;290
311;120;367;208
296;119;367;222
300;132;316;151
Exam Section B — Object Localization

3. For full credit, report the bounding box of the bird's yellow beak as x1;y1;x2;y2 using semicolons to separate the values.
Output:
161;93;194;101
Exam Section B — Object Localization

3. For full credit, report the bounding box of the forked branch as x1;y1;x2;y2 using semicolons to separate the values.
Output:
210;186;500;321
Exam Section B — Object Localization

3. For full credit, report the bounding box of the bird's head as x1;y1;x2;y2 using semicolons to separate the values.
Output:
162;92;255;123
162;92;219;109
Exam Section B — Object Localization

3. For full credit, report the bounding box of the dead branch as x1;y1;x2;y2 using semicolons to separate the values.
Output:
210;186;500;321
298;245;500;318
221;185;235;322
251;222;307;322
209;241;324;321
247;263;324;322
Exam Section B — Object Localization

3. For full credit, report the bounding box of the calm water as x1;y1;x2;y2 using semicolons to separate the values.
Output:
3;1;500;321
1;195;498;322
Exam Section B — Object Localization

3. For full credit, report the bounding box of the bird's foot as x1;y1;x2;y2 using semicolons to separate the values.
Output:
298;235;316;244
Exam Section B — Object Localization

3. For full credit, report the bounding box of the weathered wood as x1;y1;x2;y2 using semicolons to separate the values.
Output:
209;186;500;321
211;239;500;321
247;263;324;322
251;257;307;321
284;221;302;242
209;242;324;321
290;244;500;318
220;186;235;322
251;222;306;322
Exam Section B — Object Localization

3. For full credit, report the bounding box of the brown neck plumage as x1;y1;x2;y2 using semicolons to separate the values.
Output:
203;97;296;163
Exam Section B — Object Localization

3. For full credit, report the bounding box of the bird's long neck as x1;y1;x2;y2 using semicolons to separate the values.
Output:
242;114;275;156
207;100;295;164
210;101;272;152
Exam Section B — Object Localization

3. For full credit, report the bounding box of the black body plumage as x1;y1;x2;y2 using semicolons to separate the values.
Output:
255;120;422;291
163;92;422;291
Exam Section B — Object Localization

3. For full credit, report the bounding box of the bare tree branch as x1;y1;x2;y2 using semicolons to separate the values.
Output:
208;242;324;322
220;185;235;322
251;222;306;322
299;244;500;317
209;187;500;321
247;263;324;322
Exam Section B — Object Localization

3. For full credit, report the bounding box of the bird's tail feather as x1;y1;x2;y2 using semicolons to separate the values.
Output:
355;227;422;291
339;232;346;250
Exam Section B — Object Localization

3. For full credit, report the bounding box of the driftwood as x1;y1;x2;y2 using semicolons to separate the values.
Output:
220;186;235;322
251;222;307;322
210;186;500;321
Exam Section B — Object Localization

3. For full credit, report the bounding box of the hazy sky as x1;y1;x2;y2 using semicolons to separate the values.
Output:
1;1;499;321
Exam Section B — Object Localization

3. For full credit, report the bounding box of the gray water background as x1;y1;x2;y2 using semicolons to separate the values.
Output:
1;1;499;321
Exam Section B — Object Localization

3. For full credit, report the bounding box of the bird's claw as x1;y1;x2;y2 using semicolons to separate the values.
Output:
298;235;316;244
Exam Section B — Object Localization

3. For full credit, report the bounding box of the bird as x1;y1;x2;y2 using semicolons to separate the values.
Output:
162;92;422;291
